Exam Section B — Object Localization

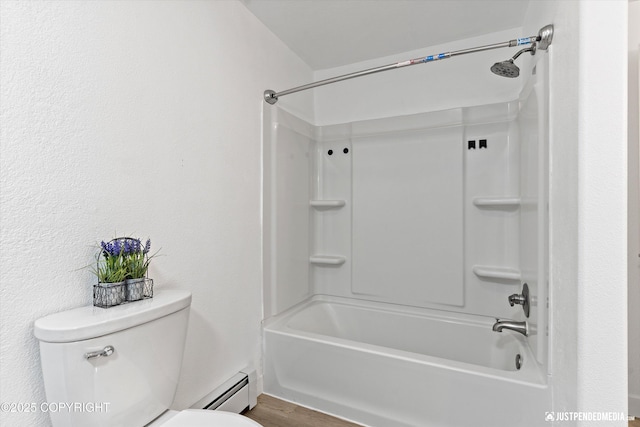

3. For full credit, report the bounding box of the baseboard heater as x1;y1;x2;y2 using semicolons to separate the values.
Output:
191;368;257;414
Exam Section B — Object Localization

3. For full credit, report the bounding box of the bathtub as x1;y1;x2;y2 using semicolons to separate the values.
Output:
263;296;548;427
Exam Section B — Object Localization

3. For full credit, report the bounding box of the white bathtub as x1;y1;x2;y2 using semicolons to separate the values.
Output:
264;296;548;427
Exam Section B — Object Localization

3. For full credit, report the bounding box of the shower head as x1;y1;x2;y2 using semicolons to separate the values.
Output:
490;43;537;78
490;59;520;78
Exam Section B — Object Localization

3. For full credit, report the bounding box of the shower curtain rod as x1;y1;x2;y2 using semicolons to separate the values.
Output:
264;24;553;105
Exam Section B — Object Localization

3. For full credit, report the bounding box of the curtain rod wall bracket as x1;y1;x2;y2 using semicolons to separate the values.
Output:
264;90;278;104
537;24;554;51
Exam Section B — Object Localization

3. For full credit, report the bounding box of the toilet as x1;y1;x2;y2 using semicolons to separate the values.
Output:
34;290;262;427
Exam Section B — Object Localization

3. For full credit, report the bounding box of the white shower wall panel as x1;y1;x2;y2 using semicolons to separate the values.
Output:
351;127;464;307
518;57;549;366
273;126;313;311
463;120;521;316
312;103;525;320
311;138;353;297
263;107;316;318
315;138;352;255
265;100;542;323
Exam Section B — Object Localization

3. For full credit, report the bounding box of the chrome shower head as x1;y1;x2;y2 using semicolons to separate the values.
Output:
490;43;537;78
491;59;520;78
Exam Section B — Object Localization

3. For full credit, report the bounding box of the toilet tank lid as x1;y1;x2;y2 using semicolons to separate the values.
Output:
34;290;192;343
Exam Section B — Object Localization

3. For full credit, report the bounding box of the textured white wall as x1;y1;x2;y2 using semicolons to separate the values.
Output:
575;2;627;422
0;1;312;426
628;0;640;417
523;0;628;423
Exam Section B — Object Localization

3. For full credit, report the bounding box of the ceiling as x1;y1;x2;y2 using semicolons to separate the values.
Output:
242;0;531;70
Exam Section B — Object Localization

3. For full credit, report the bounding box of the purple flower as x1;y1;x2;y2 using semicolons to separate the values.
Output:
99;236;152;263
123;239;132;255
113;239;122;255
100;240;122;258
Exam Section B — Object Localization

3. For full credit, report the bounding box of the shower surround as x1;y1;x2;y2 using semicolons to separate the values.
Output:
262;57;549;427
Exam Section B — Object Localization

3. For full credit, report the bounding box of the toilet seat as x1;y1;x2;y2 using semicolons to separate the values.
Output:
152;409;263;427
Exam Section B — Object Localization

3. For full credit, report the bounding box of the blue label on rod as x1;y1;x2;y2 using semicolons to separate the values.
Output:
424;53;446;63
517;37;531;46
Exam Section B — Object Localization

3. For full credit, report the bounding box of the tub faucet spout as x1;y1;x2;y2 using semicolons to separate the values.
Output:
492;319;528;336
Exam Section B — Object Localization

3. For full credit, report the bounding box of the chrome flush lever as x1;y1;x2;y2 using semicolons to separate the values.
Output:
85;345;115;360
508;283;530;318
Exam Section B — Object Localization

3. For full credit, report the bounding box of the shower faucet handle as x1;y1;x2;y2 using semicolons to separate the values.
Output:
508;294;526;306
508;283;530;318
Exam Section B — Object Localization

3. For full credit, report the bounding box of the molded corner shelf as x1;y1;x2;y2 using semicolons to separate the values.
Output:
473;197;521;208
472;265;521;281
310;255;346;266
310;200;346;209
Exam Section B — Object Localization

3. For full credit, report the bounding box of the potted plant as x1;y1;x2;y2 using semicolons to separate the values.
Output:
93;240;128;308
123;237;154;301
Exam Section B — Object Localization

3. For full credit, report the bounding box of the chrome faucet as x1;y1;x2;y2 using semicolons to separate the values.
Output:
508;283;530;317
492;319;528;336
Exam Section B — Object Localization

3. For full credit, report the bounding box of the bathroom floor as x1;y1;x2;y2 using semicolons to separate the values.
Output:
243;394;363;427
243;397;640;427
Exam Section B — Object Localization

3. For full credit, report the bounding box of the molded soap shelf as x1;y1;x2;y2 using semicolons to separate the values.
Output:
310;200;346;209
472;265;521;281
310;255;346;266
472;197;521;208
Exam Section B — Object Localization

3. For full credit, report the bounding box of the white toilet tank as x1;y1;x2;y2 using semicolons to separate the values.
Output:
34;290;192;427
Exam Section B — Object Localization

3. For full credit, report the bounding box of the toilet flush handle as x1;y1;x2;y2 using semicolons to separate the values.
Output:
85;345;115;360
